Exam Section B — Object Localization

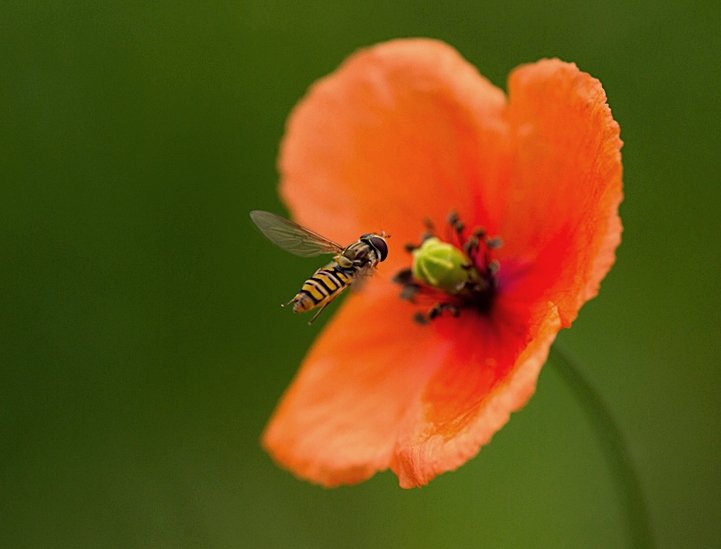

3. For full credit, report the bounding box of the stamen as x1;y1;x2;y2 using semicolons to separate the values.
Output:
394;212;501;322
413;312;428;325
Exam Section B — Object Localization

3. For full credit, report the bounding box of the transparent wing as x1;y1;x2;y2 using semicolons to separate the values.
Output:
348;263;376;293
249;210;344;257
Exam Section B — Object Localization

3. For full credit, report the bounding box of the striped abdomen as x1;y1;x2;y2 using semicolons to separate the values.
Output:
292;262;356;313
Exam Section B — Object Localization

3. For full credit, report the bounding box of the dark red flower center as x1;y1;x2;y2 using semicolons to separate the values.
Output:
393;212;501;324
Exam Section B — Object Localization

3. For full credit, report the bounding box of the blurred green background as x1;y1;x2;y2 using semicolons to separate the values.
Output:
2;2;719;548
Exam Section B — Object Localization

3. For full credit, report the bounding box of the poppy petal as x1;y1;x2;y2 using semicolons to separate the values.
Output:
279;38;509;275
263;282;562;488
390;299;561;487
499;59;623;326
262;284;446;486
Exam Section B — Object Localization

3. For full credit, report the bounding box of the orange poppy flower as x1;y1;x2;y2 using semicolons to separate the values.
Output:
262;38;622;488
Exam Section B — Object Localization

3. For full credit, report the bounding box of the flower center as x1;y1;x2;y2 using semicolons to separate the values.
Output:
393;212;500;324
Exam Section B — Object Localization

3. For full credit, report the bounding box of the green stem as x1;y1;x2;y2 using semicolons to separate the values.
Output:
550;346;654;549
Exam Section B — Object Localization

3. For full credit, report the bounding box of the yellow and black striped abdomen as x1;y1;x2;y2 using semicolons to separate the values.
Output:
292;263;355;313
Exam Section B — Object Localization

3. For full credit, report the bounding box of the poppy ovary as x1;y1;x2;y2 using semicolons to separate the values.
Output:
411;237;474;294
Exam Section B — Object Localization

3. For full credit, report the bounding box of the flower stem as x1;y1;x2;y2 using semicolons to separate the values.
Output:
549;346;654;549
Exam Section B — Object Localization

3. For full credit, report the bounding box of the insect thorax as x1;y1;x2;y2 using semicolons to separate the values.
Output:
340;241;378;268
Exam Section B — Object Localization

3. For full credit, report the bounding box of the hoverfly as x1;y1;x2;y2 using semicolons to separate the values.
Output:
250;210;389;324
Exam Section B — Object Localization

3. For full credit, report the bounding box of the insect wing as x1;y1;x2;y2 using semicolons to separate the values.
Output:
348;263;376;293
249;210;344;257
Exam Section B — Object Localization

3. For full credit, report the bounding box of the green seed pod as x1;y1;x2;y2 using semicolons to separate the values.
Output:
411;237;472;294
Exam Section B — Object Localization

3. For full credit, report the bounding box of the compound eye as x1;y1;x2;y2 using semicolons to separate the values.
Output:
368;236;388;261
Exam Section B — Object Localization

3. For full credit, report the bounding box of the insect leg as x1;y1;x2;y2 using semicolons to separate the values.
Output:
307;302;330;325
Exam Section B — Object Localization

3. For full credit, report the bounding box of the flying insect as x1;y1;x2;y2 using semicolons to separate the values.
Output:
249;210;389;324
